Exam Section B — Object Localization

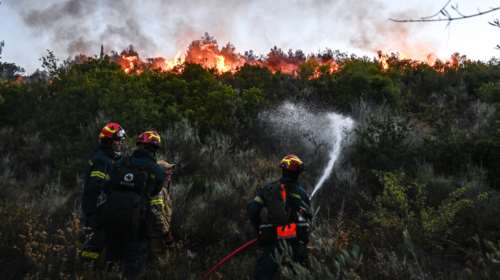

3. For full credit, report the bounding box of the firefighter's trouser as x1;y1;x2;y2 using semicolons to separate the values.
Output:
255;238;308;280
147;188;173;256
81;216;106;263
106;240;148;280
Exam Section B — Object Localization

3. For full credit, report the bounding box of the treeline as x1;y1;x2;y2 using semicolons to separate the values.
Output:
0;52;499;279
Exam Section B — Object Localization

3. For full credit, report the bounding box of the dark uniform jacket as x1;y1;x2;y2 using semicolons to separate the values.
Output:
247;176;312;243
82;145;120;224
128;148;165;198
99;148;166;243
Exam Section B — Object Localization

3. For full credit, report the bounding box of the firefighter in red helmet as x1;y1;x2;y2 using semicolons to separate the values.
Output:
81;122;126;263
98;130;166;279
247;154;312;280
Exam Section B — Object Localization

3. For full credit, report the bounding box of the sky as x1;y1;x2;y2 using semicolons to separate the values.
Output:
1;0;500;73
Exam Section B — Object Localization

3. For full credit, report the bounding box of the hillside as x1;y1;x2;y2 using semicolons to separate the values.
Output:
0;51;499;279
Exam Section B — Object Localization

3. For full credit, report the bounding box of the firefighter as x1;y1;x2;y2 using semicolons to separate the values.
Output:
247;154;312;280
81;122;126;262
101;130;166;279
147;160;176;258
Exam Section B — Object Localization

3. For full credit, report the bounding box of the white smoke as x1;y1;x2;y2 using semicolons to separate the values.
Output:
261;102;354;198
6;0;432;66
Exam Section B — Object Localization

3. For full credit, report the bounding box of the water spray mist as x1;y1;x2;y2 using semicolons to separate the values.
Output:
262;102;354;199
310;113;354;199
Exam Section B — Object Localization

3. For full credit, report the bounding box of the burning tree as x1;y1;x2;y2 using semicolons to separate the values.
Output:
185;33;245;73
78;32;466;79
115;45;143;74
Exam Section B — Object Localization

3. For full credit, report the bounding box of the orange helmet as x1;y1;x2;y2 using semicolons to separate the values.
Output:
99;122;126;141
279;154;304;173
137;130;161;148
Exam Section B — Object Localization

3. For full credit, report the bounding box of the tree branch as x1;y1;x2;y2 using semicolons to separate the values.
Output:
390;1;500;23
420;0;452;20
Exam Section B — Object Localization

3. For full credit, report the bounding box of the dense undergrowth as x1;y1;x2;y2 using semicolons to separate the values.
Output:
0;52;499;279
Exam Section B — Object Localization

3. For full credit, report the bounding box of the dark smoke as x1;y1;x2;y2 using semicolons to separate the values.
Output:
13;0;157;55
23;0;91;28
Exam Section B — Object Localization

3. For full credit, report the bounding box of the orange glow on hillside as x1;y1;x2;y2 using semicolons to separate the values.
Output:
107;35;465;77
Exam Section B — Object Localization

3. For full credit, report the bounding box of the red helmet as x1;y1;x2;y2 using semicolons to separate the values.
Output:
99;122;126;141
279;154;304;173
137;130;161;148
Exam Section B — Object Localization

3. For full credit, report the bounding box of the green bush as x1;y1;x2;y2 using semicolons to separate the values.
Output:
1;52;500;279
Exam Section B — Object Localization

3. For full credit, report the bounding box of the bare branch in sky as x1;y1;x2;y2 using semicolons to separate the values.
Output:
0;0;3;60
419;0;452;20
390;1;500;23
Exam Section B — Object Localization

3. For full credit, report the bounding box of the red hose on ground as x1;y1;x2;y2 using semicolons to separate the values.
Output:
202;238;258;280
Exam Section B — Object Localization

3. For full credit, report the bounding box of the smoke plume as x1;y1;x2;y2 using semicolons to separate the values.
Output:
9;0;433;59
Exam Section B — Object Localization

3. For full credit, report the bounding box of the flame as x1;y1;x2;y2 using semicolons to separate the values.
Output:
215;55;229;72
376;50;465;72
107;35;464;77
109;34;342;78
146;51;185;73
426;53;437;66
117;47;142;74
377;51;390;70
166;51;185;71
184;35;246;73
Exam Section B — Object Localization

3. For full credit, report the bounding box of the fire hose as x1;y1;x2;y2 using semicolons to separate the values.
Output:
202;238;258;280
202;197;319;278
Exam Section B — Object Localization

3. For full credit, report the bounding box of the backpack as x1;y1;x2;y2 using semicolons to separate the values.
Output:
97;157;149;241
261;182;290;226
259;181;311;243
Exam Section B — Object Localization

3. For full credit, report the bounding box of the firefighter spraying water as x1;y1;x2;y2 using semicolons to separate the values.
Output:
203;103;355;279
264;102;355;199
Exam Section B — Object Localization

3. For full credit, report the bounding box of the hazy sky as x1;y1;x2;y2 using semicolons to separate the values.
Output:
1;0;500;72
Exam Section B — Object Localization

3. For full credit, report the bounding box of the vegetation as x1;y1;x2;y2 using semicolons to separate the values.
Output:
0;49;499;279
